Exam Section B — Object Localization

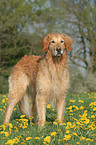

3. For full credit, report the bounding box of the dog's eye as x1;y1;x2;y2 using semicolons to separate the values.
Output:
51;40;55;43
61;40;64;43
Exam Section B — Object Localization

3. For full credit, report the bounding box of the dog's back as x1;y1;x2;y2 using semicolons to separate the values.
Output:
12;55;41;78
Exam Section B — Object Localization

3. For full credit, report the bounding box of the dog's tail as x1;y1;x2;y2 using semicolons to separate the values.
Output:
19;94;31;118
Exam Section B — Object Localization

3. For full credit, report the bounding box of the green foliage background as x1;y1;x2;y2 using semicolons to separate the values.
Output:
0;0;96;93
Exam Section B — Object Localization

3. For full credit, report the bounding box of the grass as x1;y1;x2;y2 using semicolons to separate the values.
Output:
0;92;96;145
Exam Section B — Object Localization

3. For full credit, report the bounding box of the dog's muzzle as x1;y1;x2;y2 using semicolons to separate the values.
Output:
55;47;63;56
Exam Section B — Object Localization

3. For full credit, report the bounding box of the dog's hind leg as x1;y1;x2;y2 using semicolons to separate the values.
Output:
4;72;29;124
4;95;21;124
31;97;37;123
19;94;31;119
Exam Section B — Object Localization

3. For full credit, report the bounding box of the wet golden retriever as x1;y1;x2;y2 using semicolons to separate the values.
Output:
4;33;73;126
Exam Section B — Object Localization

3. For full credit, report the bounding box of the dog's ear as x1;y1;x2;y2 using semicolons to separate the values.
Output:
40;34;51;52
62;34;73;51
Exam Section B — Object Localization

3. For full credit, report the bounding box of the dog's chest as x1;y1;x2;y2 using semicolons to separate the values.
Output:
37;67;69;98
37;58;69;97
49;69;69;97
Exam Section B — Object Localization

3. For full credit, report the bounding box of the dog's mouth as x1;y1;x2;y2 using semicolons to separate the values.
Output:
54;47;63;56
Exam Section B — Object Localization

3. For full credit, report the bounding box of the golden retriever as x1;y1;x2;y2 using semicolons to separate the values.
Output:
4;33;73;126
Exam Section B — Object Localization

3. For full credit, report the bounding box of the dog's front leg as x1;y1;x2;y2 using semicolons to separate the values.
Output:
56;96;66;123
36;95;47;126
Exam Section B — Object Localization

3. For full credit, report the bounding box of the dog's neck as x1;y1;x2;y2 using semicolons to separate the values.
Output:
52;56;62;64
46;50;67;64
45;50;68;77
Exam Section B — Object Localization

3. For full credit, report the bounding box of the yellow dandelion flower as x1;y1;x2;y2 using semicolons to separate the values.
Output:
93;107;96;111
71;123;76;129
26;137;32;140
6;97;8;101
80;136;85;140
47;104;51;109
21;142;25;145
66;106;72;110
73;117;78;121
9;128;12;132
2;125;6;130
2;99;5;103
50;131;57;136
91;115;95;118
62;123;66;125
8;123;13;128
43;141;48;145
14;108;16;111
86;138;92;141
13;137;19;143
44;136;51;143
51;115;56;119
0;109;2;111
64;134;71;140
84;110;87;113
18;136;22;139
53;121;58;125
20;115;25;118
22;126;27;129
76;122;81;125
65;126;69;129
20;118;28;122
84;91;87;94
3;95;6;97
55;119;59;122
73;105;75;108
91;139;93;142
2;137;7;139
84;119;90;124
85;128;88;130
42;136;44;138
70;100;75;102
75;106;79;110
66;130;70;134
79;126;83;129
5;139;14;145
1;131;5;134
52;109;55;111
22;139;26;142
58;138;64;142
19;124;22;127
69;113;73;115
73;132;77;136
80;106;84;109
78;100;84;103
67;122;72;126
70;110;73;112
34;137;40;140
5;132;9;137
76;142;80;144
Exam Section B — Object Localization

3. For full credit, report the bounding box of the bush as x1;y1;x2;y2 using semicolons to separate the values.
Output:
69;67;96;94
0;75;8;94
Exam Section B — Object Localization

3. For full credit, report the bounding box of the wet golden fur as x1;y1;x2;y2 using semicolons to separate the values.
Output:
4;33;73;126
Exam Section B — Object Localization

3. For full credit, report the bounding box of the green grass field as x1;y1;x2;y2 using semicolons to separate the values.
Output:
0;92;96;145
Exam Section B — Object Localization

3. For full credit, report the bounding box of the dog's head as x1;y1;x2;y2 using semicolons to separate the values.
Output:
40;33;73;56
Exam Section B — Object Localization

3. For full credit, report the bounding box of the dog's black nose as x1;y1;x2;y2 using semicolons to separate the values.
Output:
56;47;61;52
